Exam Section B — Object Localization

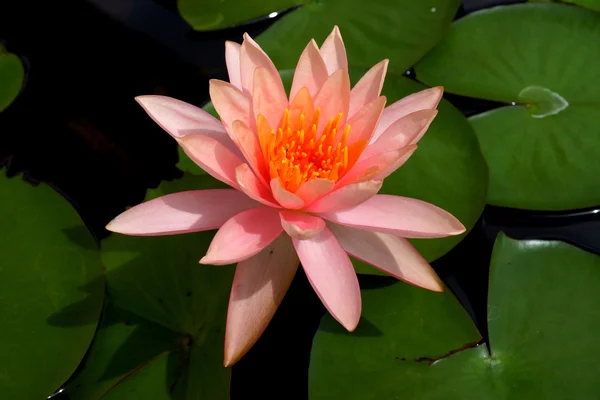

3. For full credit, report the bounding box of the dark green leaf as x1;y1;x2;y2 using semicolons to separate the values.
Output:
0;174;104;399
258;0;460;74
177;0;306;31
99;174;232;398
310;233;600;398
0;45;24;111
415;4;600;209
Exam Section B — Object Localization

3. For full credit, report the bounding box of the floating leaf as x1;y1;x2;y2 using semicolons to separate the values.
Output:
0;45;24;111
178;0;305;31
415;4;600;210
258;0;461;74
310;233;600;398
0;174;104;399
98;174;232;398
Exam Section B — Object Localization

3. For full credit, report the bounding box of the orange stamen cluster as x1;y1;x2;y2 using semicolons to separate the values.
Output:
258;107;367;193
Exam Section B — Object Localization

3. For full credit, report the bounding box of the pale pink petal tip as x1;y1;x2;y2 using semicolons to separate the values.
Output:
280;210;326;240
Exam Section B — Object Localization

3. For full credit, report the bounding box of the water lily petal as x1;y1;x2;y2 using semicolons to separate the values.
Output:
280;210;325;240
224;235;299;367
288;87;315;135
253;66;288;131
294;178;335;206
348;59;388;119
270;178;305;209
372;87;442;141
314;69;351;133
209;79;253;144
336;145;417;188
106;189;257;236
346;96;386;144
372;86;443;142
294;227;361;331
240;33;281;95
329;224;444;292
178;134;244;189
225;41;242;90
231;120;269;184
290;39;329;100
200;206;283;265
319;26;348;75
307;180;382;213
322;194;465;238
361;109;437;160
235;164;280;208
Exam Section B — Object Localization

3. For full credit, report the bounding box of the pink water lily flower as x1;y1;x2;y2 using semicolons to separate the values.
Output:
106;26;465;366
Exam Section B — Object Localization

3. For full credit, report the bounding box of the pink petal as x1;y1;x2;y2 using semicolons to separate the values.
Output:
252;66;288;131
294;178;335;206
329;224;444;292
200;207;283;265
135;96;240;155
231;120;269;184
345;96;386;144
280;210;326;240
336;145;417;188
372;86;444;142
105;189;257;236
307;180;382;213
348;59;388;119
290;39;329;100
178;134;244;189
319;26;348;75
235;164;280;208
375;147;420;180
313;69;351;133
225;41;242;90
270;178;305;209
294;227;361;331
224;235;299;367
209;79;253;144
361;109;437;160
240;33;281;95
321;194;466;238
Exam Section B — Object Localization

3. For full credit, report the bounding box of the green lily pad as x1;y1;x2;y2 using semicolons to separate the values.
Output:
0;45;24;111
67;301;182;400
257;0;460;74
100;174;233;398
0;174;104;399
415;3;600;210
310;233;600;398
529;0;600;13
177;146;206;175
178;0;305;31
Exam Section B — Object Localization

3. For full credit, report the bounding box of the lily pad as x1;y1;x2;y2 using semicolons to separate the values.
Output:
310;233;600;398
99;174;233;398
177;146;206;175
178;0;305;31
0;174;104;399
0;45;24;111
257;0;461;74
529;0;600;13
415;3;600;210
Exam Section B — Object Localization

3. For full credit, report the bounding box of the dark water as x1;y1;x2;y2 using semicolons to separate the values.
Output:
2;0;598;399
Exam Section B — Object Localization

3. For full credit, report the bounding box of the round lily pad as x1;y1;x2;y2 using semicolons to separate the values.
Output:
178;0;305;31
99;174;233;398
0;45;24;111
0;174;104;399
258;0;461;74
415;3;600;210
529;0;600;13
310;233;600;398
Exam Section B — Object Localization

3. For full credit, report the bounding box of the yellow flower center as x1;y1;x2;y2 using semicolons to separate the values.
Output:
257;88;367;192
